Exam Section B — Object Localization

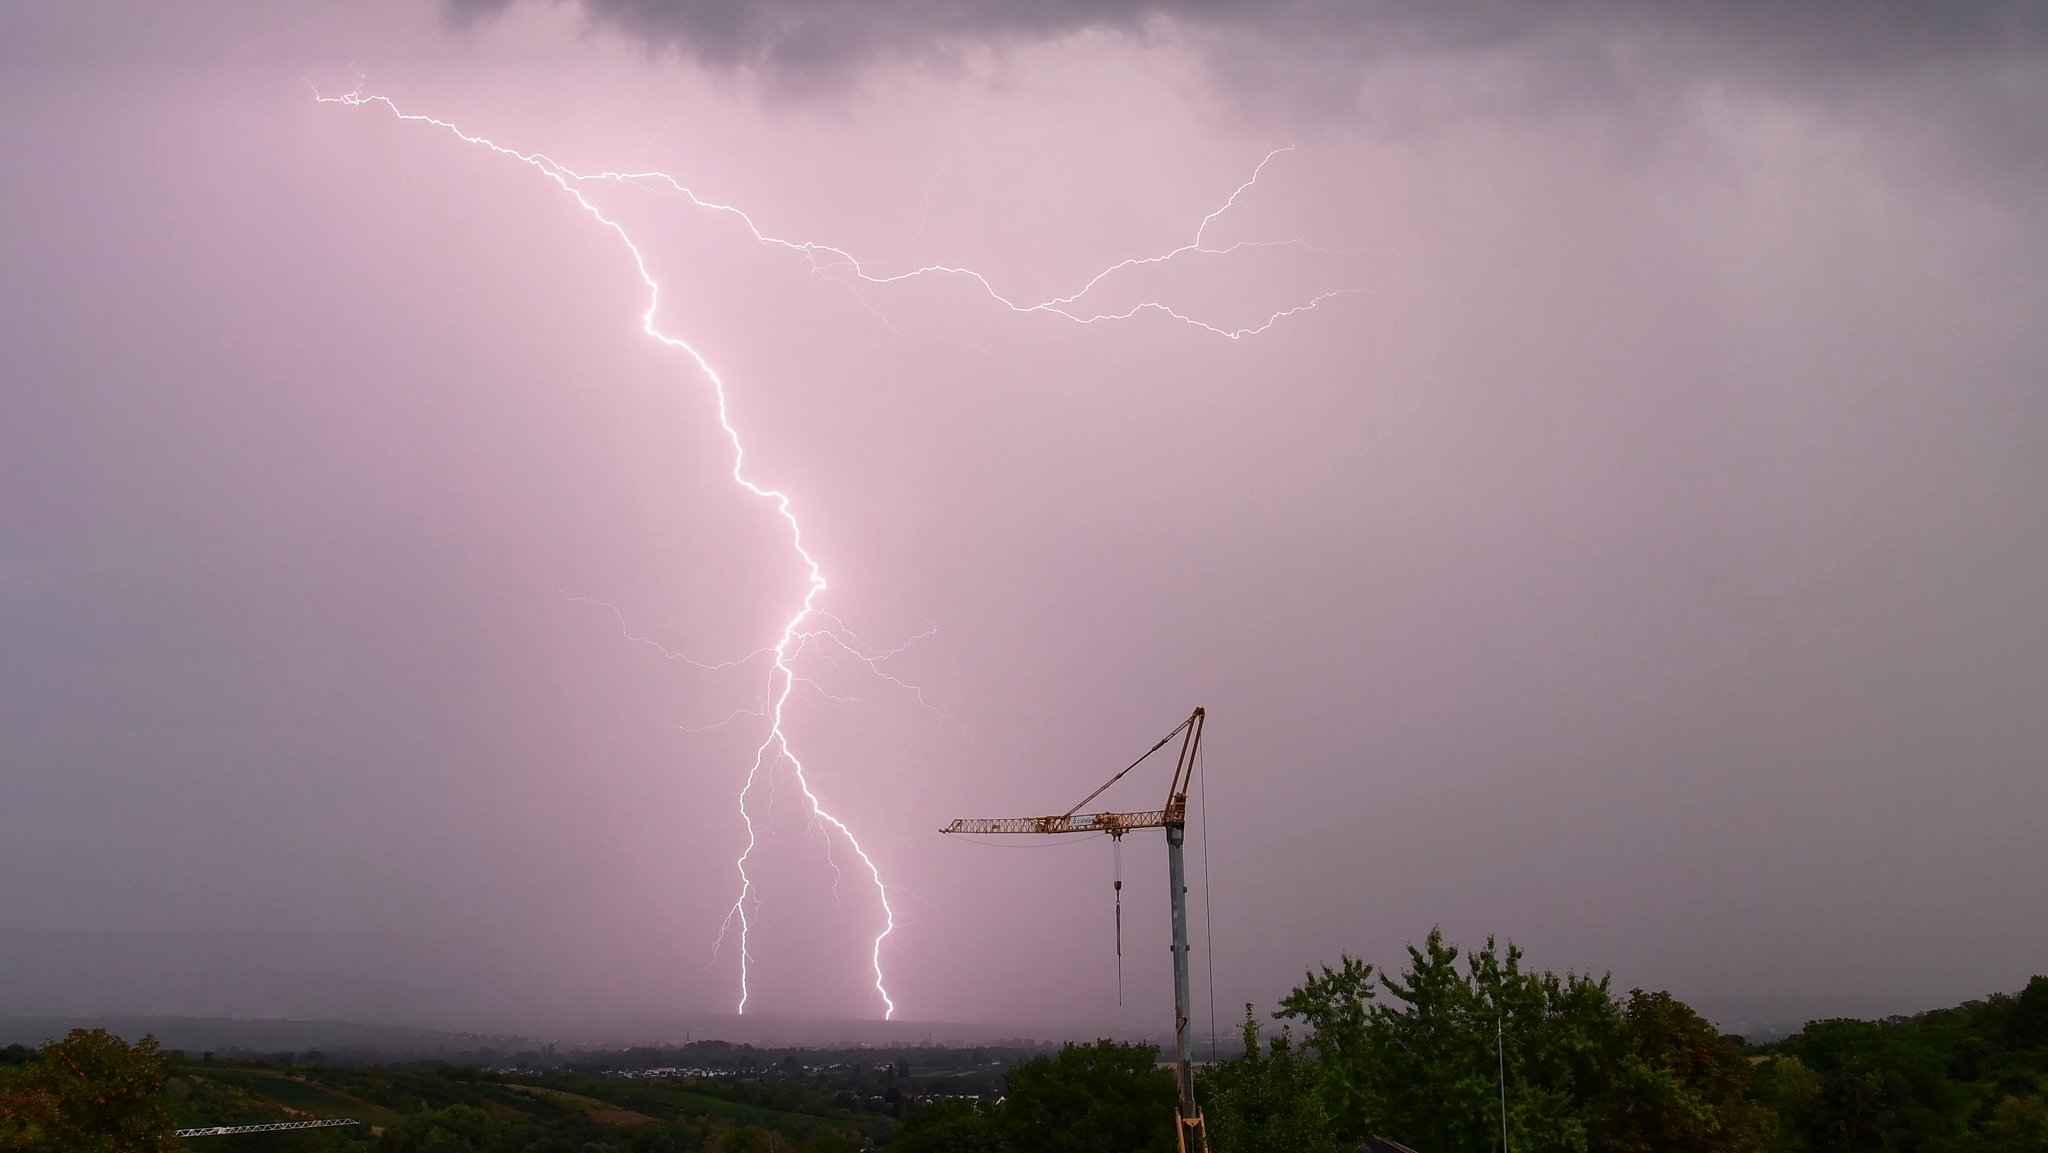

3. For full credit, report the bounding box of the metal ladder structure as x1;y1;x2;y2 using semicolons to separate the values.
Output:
177;1117;360;1138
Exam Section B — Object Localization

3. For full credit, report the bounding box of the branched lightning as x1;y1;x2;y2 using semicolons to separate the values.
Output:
317;81;1351;1020
677;705;768;736
565;595;776;672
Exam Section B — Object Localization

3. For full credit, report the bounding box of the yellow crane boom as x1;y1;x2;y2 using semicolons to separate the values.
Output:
940;804;1182;837
941;706;1209;1153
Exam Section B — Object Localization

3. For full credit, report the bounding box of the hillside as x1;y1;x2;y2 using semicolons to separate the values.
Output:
159;1056;885;1151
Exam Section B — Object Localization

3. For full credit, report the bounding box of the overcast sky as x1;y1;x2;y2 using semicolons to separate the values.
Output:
2;0;2045;1036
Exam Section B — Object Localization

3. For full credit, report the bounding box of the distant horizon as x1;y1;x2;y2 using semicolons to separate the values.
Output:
1;984;1998;1055
3;922;2016;1040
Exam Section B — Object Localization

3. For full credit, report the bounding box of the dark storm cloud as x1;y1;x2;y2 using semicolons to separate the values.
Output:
449;0;2047;79
448;0;2048;173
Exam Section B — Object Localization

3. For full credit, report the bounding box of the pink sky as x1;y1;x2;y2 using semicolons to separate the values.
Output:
2;1;2046;1035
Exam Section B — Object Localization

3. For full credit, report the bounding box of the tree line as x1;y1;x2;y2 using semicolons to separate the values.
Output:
895;928;2048;1153
4;928;2044;1151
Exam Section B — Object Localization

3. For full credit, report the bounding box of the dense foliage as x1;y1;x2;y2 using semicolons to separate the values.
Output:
2;1032;879;1152
889;1098;1005;1153
3;937;2042;1152
894;1039;1176;1153
1191;931;2046;1153
1001;1039;1177;1153
1198;929;1768;1153
1753;975;2048;1152
0;1029;178;1153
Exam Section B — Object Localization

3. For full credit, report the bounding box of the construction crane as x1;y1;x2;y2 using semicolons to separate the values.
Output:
177;1118;360;1138
943;706;1210;1153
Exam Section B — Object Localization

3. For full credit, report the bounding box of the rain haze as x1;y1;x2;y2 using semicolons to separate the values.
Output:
2;1;2045;1041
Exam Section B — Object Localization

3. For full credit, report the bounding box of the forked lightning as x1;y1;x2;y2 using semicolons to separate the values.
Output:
316;82;1349;1018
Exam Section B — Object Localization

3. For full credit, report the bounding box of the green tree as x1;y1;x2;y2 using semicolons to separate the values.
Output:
1359;928;1499;1150
1273;930;1763;1153
0;1029;177;1153
1468;935;1619;1153
1593;990;1766;1153
381;1103;520;1152
1980;1095;2048;1153
1200;1006;1342;1153
2010;977;2048;1050
889;1098;1002;1153
1276;951;1380;1140
999;1040;1176;1153
0;1079;57;1153
715;1126;781;1153
800;1130;865;1153
1769;1018;1959;1152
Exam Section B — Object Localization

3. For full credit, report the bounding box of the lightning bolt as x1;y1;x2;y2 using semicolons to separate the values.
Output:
315;81;1351;1020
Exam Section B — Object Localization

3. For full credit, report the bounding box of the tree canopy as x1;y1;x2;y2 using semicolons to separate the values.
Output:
998;1039;1177;1153
7;942;2041;1153
0;1028;177;1153
1212;927;1769;1153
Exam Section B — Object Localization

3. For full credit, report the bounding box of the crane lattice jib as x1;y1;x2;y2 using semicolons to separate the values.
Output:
177;1118;360;1138
941;804;1183;836
938;707;1210;1153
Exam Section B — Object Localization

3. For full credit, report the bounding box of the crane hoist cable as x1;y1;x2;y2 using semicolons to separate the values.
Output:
1112;832;1125;1005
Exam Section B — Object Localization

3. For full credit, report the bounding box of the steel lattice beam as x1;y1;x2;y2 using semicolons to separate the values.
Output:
941;806;1181;836
177;1117;359;1138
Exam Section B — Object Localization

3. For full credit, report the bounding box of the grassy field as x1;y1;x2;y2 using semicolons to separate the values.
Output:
502;1081;659;1126
178;1065;407;1125
161;1057;878;1148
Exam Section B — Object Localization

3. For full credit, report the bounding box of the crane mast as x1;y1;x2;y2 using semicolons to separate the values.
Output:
942;706;1209;1153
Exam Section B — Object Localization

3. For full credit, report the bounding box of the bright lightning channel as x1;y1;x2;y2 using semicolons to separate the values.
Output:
316;82;1350;1020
